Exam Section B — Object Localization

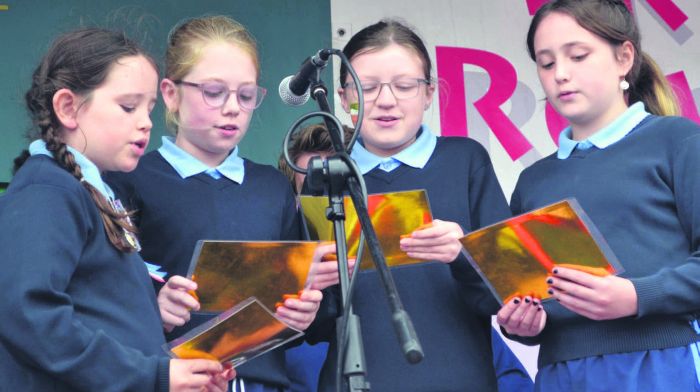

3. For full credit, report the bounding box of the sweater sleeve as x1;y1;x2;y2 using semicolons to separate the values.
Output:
0;183;166;391
449;148;512;317
631;130;700;317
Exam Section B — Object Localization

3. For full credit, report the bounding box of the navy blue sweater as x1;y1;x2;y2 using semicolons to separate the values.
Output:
510;115;700;367
314;137;511;392
105;150;301;388
0;155;169;392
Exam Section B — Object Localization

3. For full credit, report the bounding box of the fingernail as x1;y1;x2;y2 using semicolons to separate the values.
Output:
537;307;542;312
533;299;539;306
547;289;554;295
524;297;531;304
553;268;559;274
513;298;520;304
546;278;553;284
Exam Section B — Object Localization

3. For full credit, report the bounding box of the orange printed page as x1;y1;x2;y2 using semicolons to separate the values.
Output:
299;189;433;270
167;297;302;367
459;198;623;304
186;241;320;312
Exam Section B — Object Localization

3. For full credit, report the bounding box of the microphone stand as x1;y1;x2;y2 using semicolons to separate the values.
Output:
297;63;423;391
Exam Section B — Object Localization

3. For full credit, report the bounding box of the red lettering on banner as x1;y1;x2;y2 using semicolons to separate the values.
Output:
436;46;532;160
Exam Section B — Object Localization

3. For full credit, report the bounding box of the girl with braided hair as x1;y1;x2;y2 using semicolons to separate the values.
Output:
0;28;233;391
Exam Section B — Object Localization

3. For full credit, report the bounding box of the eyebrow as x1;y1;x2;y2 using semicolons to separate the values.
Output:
535;41;589;57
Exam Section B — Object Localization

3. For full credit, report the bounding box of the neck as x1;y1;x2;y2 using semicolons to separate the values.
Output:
570;101;629;141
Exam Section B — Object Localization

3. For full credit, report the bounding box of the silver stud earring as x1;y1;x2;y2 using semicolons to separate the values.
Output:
620;79;630;91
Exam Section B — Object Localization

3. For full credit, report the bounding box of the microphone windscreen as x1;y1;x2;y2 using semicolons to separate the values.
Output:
278;75;310;106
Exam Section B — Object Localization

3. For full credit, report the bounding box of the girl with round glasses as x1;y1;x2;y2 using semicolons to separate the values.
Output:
308;19;512;392
105;15;327;392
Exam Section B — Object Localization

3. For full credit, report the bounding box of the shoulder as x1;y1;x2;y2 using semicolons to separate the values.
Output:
434;136;494;168
243;159;293;187
9;155;85;196
1;156;95;227
636;115;700;139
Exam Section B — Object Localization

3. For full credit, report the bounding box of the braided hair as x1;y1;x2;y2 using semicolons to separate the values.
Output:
15;28;157;252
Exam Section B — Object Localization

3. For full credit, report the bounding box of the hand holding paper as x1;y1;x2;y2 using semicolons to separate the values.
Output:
306;242;357;290
399;219;463;263
275;289;323;331
546;265;638;320
159;275;200;332
497;294;547;337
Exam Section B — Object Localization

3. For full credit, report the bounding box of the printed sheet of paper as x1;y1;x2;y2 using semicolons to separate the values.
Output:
186;241;320;312
459;198;623;304
299;189;432;270
166;297;302;367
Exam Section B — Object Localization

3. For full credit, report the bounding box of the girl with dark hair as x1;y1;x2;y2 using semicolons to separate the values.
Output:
312;19;512;392
497;1;700;390
0;28;233;391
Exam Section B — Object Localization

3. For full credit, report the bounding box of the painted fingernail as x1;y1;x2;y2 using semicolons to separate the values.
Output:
553;268;559;274
547;289;554;295
546;278;553;284
513;298;521;304
533;299;539;306
524;297;531;304
537;307;542;312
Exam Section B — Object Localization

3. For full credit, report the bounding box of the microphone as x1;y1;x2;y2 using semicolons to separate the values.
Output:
278;49;332;106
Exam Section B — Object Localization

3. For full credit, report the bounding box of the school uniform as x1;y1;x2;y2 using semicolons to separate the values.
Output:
509;103;700;391
105;137;301;392
0;141;169;392
313;126;511;391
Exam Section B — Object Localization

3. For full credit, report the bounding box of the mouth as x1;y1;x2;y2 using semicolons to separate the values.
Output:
558;90;577;99
216;124;239;131
131;139;147;150
373;115;401;125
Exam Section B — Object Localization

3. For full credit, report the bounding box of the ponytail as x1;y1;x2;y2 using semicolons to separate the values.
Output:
628;52;680;116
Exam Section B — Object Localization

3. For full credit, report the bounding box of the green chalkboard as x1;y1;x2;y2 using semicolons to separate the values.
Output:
0;0;332;182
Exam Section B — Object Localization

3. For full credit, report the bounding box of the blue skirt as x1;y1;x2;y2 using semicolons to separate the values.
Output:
535;321;700;392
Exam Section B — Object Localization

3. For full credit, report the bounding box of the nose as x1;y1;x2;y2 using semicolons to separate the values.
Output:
138;111;153;132
374;83;397;107
221;92;240;116
554;61;570;83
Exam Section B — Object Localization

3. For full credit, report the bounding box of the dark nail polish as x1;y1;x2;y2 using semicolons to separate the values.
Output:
524;297;531;303
553;269;559;274
513;298;520;304
537;307;542;312
546;278;553;284
547;289;554;295
533;300;539;306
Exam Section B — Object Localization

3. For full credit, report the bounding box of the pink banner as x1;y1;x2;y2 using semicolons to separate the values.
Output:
436;46;532;160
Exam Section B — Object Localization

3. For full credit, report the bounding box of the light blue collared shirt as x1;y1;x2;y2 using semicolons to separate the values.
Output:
557;102;650;159
158;136;245;183
29;140;115;200
350;125;438;174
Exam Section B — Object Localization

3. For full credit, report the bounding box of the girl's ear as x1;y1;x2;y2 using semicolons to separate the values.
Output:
424;80;436;111
337;87;350;113
161;78;180;112
616;41;635;78
52;88;80;129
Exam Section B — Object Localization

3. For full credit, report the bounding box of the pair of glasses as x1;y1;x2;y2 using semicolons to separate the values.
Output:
174;80;267;111
343;78;431;102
